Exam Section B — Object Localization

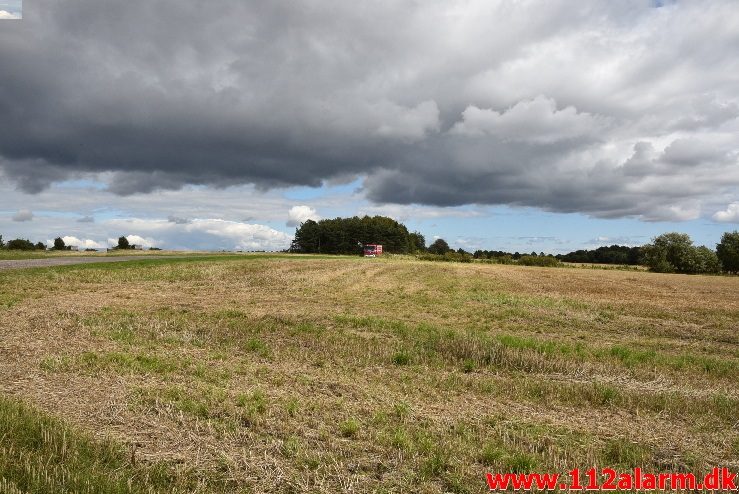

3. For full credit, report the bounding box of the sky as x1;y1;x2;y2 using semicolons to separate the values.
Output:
0;0;738;252
0;0;20;19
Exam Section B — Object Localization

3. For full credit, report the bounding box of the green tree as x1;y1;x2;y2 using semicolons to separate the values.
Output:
6;239;36;250
642;232;719;274
291;219;320;253
290;216;415;255
0;235;4;248
428;238;451;255
408;232;426;253
716;231;739;274
117;236;130;250
53;237;66;251
35;242;46;251
641;233;693;273
692;246;721;274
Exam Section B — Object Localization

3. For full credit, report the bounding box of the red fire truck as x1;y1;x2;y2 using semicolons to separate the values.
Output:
363;244;383;257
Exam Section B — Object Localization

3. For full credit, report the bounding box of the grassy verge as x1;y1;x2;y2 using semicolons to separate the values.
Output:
0;395;208;494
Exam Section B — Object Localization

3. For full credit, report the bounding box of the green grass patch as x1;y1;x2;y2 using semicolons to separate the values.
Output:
339;418;360;438
0;394;198;493
600;438;651;468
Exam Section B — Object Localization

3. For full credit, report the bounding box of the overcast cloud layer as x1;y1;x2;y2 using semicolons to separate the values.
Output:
0;0;738;222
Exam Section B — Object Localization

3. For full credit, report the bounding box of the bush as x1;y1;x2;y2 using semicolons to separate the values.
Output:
392;351;411;366
649;259;675;273
417;254;445;262
417;251;472;263
339;418;360;438
444;251;472;263
518;255;559;267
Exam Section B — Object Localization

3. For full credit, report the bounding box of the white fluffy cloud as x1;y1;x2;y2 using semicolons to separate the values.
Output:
451;96;606;143
107;235;159;249
190;219;290;251
105;217;291;251
712;203;739;223
50;236;105;249
0;10;20;19
287;205;320;227
12;209;33;222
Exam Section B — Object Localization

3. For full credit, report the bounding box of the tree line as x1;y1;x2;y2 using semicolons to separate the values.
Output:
0;235;47;251
555;245;642;265
439;233;739;275
0;235;148;251
290;217;739;275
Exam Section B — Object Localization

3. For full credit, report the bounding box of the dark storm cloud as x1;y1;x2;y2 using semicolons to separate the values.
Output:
0;0;738;221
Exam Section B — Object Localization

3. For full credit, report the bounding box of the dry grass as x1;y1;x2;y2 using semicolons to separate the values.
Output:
0;255;737;493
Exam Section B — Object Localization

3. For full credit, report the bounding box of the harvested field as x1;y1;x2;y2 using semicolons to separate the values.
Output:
0;256;183;271
1;254;738;493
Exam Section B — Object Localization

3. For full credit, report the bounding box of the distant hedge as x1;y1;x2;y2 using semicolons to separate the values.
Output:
417;252;560;267
517;255;560;267
417;252;473;263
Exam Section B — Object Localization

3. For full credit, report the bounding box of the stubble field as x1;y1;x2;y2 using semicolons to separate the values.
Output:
0;254;737;493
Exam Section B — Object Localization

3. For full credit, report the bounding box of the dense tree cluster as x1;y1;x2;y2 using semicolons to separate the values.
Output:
556;245;642;265
428;238;451;255
641;233;721;274
0;237;46;250
290;216;422;255
716;231;739;274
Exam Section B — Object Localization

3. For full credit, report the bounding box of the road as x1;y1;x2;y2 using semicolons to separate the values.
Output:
0;256;173;271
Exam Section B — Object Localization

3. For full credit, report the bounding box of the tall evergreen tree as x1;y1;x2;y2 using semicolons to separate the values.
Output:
53;237;66;251
117;236;130;250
